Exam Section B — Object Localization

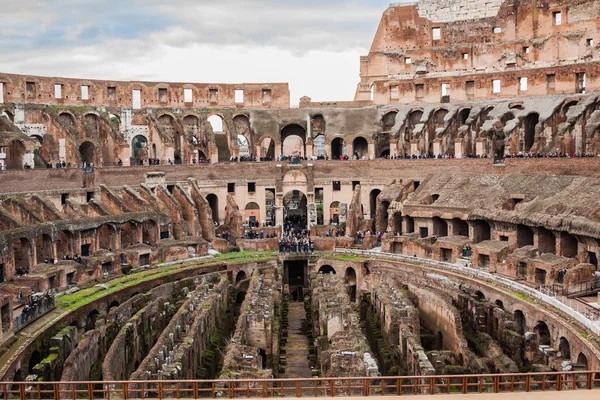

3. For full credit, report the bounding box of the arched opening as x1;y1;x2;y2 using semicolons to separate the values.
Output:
233;115;253;159
378;201;390;232
517;225;534;248
207;194;219;223
312;115;326;134
28;351;42;374
576;353;588;369
537;227;556;254
98;225;115;251
318;265;336;275
183;115;200;138
329;201;340;224
524;113;539;152
404;216;415;233
208;115;230;162
331;137;346;160
108;301;120;311
369;189;381;219
108;114;120;130
514;310;526;335
58;112;75;129
475;291;486;301
500;112;515;126
235;291;246;318
259;137;275;161
313;135;326;158
131;135;148;165
85;310;100;332
13;238;32;273
458;108;471;126
6;140;25;169
452;218;469;237
353;137;369;160
560;232;578;258
142;220;158;246
472;220;491;243
237;135;250;159
79;141;95;165
120;222;138;249
1;110;14;122
559;337;571;359
56;231;73;259
283;190;307;231
235;270;247;283
345;267;357;302
495;300;504;310
244;202;260;226
281;124;306;158
534;321;551;346
265;190;275;226
382;111;397;132
258;348;267;369
432;217;448;237
84;114;99;137
35;234;52;264
393;212;403;234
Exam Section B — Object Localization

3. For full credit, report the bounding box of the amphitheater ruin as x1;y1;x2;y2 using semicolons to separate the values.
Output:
1;0;600;398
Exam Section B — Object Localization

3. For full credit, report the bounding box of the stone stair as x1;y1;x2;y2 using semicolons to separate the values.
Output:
280;302;313;378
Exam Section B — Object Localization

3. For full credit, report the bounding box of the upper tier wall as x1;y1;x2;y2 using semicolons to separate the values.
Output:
0;73;290;109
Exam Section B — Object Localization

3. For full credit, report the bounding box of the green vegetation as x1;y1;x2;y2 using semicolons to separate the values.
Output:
581;332;590;339
509;291;536;305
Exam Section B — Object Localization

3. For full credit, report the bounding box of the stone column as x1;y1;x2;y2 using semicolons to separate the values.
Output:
454;141;463;159
389;141;398;157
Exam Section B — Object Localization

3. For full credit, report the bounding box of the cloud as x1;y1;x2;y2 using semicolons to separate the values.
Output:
0;0;414;100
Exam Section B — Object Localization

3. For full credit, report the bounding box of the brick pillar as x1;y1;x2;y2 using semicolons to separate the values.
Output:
455;141;463;159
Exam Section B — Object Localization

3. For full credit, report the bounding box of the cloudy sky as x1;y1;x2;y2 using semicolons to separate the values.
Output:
0;0;412;105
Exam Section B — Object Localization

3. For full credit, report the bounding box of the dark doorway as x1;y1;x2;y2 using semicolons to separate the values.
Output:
284;260;307;301
207;194;219;223
258;348;268;369
81;244;91;257
524;113;539;152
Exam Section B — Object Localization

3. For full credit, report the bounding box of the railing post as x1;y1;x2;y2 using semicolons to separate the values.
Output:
588;372;593;390
53;383;59;400
124;382;129;400
363;378;368;397
19;384;25;400
462;377;467;394
330;380;335;397
526;374;531;392
88;383;93;400
557;374;562;391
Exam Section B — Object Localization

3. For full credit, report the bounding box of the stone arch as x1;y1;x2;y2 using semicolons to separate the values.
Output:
524;113;539;152
236;270;247;283
500;112;515;125
458;108;471;125
517;225;534;248
576;353;588;368
378;200;390;232
131;135;148;165
57;230;73;259
562;99;579;116
313;134;326;158
244;202;260;224
533;321;551;346
79;141;95;165
35;234;53;264
28;350;42;374
233;114;253;159
108;113;120;130
495;299;504;310
14;237;33;272
283;190;308;230
98;225;116;251
472;220;491;243
282;170;308;188
330;137;346;159
259;137;275;160
1;110;14;122
142;220;158;246
85;310;100;332
509;102;525;110
560;232;578;258
353;136;369;159
382;111;397;132
183;115;200;142
58;112;76;128
432;217;448;237
514;310;526;335
84;113;100;138
452;218;469;237
206;194;219;223
537;227;556;254
345;266;357;301
120;222;138;248
475;290;486;301
312;114;325;134
369;189;381;219
404;216;415;233
281;124;306;157
208;114;231;162
329;201;340;224
559;337;571;360
318;265;336;274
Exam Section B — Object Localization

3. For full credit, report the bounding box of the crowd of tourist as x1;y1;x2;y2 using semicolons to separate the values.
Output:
244;230;277;239
17;292;55;328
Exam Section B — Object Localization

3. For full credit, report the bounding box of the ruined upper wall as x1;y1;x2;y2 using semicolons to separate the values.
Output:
357;0;600;104
0;73;290;109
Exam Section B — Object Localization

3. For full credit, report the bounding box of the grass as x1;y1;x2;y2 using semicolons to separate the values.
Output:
56;252;275;311
581;332;590;339
509;291;536;305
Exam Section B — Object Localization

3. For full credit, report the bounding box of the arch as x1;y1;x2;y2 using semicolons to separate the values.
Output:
318;265;336;275
206;194;219;223
533;321;551;346
142;220;158;246
475;291;486;301
84;113;100;137
345;267;357;301
458;108;471;125
559;337;571;359
283;170;308;185
472;220;491;243
369;189;381;219
108;301;120;311
79;141;95;165
404;216;415;233
5;139;25;169
208;115;224;133
28;350;42;374
524;113;539;152
58;112;76;128
500;112;515;125
576;353;588;368
514;310;526;335
509;102;525;110
1;110;14;122
432;217;448;237
13;237;32;273
378;200;390;232
331;137;346;159
435;331;444;351
98;225;116;251
108;113;120;130
408;109;423;126
281;124;306;158
392;212;403;234
562;99;579;116
382;111;397;132
452;218;469;237
35;234;53;264
244;202;260;224
283;190;308;230
209;115;230;162
260;137;275;160
517;225;534;248
237;135;250;158
131;135;148;165
120;222;138;248
57;230;73;259
432;108;449;125
353;136;369;159
235;270;247;283
560;232;578;258
312;115;326;134
495;299;504;310
85;310;100;331
537;227;556;254
329;201;340;224
265;190;275;226
314;134;326;158
233;114;253;158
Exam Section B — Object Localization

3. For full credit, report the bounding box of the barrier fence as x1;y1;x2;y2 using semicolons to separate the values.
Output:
1;372;599;399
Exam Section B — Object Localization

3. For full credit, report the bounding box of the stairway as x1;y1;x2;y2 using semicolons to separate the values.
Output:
281;302;313;378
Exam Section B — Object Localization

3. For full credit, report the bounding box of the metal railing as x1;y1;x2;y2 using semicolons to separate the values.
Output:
13;297;55;333
1;372;599;399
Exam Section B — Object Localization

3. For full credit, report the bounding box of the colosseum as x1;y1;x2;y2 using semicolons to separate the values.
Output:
1;0;600;398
